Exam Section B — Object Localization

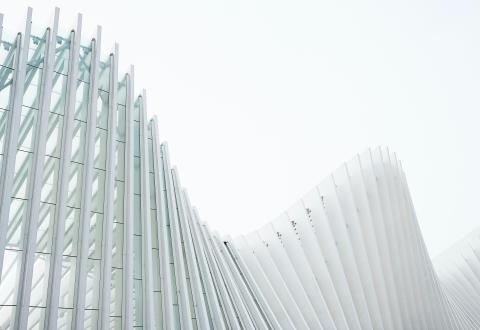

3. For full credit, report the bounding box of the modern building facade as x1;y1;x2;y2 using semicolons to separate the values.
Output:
0;7;478;330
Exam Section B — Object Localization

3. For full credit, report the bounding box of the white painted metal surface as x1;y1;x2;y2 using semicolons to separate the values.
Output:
0;9;478;330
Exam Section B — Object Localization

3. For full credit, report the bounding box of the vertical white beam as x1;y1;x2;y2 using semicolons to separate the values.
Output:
171;169;209;329
210;232;256;330
197;219;242;330
122;65;134;330
98;46;118;330
189;207;227;329
0;8;32;278
45;18;94;330
15;7;59;329
160;143;193;330
150;117;175;328
67;15;97;330
139;90;154;329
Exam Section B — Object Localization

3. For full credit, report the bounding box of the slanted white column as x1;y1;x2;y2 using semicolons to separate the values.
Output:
15;8;59;329
0;8;32;279
139;91;155;329
171;169;209;329
122;65;135;330
98;46;118;330
150;117;175;328
160;143;193;330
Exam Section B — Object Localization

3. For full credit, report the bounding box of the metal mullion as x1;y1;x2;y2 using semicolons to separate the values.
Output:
15;8;59;328
150;117;175;329
210;229;255;330
0;8;31;279
160;143;193;330
122;66;134;330
98;47;118;330
67;21;99;330
44;16;84;330
170;170;209;329
197;217;240;329
185;199;226;329
139;91;154;329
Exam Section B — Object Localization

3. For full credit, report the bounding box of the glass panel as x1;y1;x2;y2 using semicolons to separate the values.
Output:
59;256;76;308
133;235;142;279
78;46;92;82
116;104;126;142
36;203;54;253
74;80;89;121
50;72;67;114
71;120;86;164
153;291;163;330
94;129;107;170
91;169;105;213
57;308;72;330
27;306;45;330
7;198;25;250
110;316;122;330
0;65;14;109
149;172;156;209
84;310;98;330
63;207;80;256
110;268;122;316
133;99;140;122
0;37;16;68
85;259;100;309
151;214;158;249
12;149;32;199
117;76;127;106
148;138;154;172
133;279;143;327
98;60;111;92
41;156;59;204
23;66;42;109
30;253;50;307
152;252;160;291
0;250;21;305
88;213;103;260
54;35;71;75
133;121;140;157
67;162;83;208
0;108;8;154
18;106;37;152
133;195;141;235
113;181;124;223
97;90;109;129
45;112;63;157
27;34;46;68
112;222;123;268
134;157;141;195
115;141;125;180
0;306;15;330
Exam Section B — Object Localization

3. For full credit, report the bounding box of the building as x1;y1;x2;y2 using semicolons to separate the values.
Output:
0;7;478;330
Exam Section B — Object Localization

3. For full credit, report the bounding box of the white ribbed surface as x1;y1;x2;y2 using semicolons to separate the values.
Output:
0;8;477;329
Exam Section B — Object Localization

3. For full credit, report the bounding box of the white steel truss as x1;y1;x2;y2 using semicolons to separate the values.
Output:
0;7;478;330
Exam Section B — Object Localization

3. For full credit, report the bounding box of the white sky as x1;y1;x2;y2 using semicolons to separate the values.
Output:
3;0;479;257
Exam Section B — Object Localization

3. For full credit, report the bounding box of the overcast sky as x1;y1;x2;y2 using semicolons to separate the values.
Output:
3;0;479;257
